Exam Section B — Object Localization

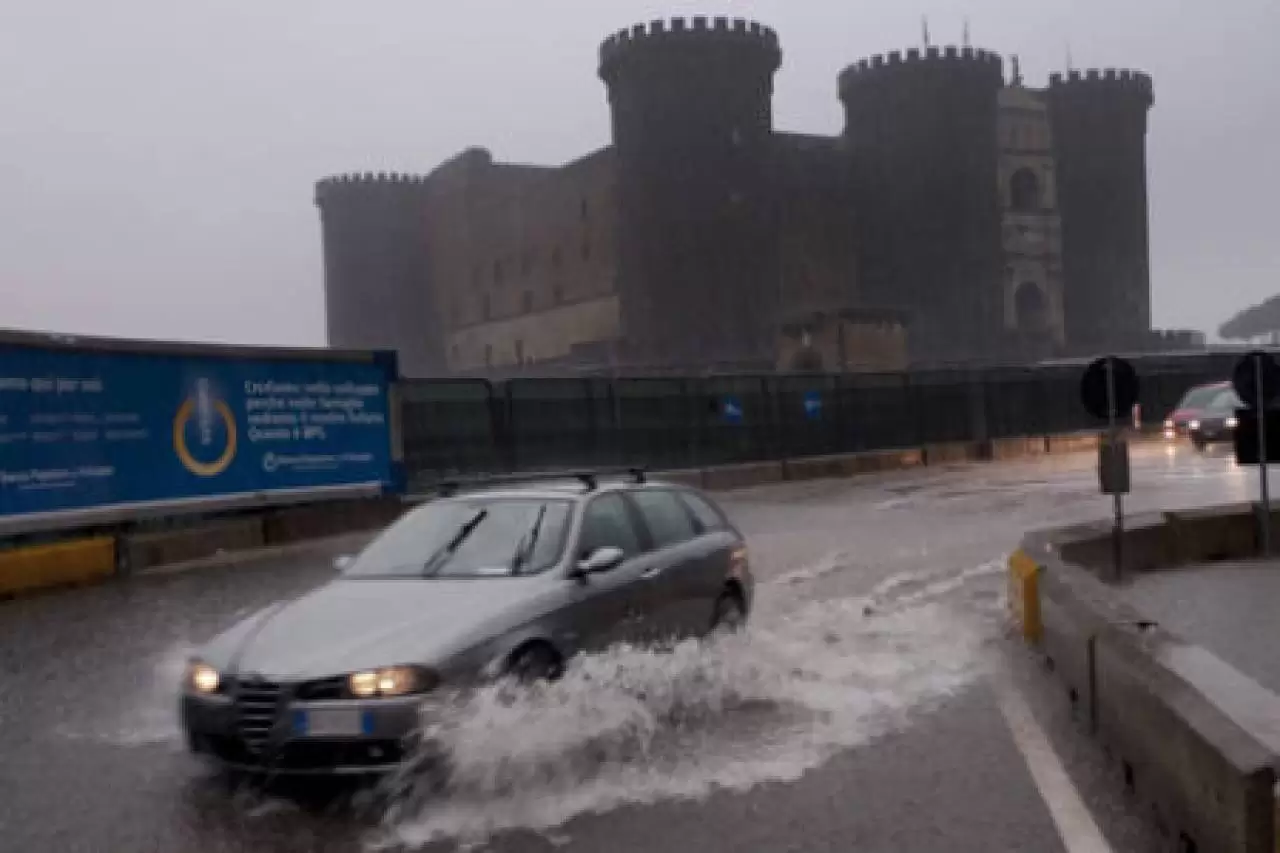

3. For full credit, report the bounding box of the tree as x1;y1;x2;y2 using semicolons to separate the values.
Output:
1220;295;1280;340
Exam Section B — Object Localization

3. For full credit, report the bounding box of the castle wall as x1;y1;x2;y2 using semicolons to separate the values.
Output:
316;23;1155;376
424;147;620;372
775;134;859;320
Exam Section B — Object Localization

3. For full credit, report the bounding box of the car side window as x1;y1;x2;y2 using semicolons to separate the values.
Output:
630;489;698;549
577;494;642;560
678;491;727;533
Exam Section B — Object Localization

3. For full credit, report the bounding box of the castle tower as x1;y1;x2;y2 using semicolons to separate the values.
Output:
314;173;441;375
599;17;783;368
1046;69;1155;353
839;47;1007;365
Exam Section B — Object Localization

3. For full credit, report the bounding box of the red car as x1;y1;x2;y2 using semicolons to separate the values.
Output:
1163;381;1239;447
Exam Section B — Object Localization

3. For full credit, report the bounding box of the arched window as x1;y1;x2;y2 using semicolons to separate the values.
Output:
1015;282;1049;332
1010;168;1041;212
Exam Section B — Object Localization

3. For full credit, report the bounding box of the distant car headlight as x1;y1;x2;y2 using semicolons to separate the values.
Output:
1189;420;1200;431
1226;416;1239;429
1164;419;1174;430
185;660;221;695
348;666;438;698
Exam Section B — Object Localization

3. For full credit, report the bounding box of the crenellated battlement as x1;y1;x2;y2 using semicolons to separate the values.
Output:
599;16;781;79
1047;68;1154;106
838;45;1004;97
314;171;430;205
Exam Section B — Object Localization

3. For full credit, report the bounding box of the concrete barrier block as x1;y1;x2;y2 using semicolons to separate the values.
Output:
1093;624;1275;852
991;437;1040;460
264;499;404;545
652;468;706;490
0;537;116;597
123;517;265;572
922;441;983;466
1164;504;1259;565
782;454;849;482
701;460;784;492
1047;432;1101;453
1056;512;1173;577
1033;551;1145;732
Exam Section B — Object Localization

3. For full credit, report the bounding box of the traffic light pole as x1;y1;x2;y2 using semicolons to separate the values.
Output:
1107;358;1124;580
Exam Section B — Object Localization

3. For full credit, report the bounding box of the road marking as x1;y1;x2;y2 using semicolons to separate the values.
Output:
997;684;1113;853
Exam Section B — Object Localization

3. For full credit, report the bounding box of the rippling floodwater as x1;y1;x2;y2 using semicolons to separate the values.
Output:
370;554;1006;850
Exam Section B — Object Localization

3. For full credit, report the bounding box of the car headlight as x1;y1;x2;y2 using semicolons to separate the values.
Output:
1164;419;1174;430
185;660;221;695
1189;420;1200;431
1226;416;1239;429
348;666;438;698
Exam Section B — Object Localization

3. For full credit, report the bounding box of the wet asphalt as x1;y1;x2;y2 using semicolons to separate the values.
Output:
0;442;1257;853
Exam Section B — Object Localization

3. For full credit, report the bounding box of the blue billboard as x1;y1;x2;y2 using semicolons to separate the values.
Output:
0;342;398;521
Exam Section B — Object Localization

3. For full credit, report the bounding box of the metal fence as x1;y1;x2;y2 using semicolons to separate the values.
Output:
400;352;1244;489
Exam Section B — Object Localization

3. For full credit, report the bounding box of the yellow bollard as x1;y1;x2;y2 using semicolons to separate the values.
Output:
1006;549;1042;644
0;537;116;597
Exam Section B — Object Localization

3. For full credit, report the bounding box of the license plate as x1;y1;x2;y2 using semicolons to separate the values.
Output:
295;708;366;737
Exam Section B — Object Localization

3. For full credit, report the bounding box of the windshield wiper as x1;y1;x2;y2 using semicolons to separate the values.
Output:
421;508;488;577
509;505;548;575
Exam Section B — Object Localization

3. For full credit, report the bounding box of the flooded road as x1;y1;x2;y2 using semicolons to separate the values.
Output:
0;443;1252;852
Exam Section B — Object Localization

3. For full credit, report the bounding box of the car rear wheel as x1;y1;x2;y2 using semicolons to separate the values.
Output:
710;590;747;636
507;643;564;684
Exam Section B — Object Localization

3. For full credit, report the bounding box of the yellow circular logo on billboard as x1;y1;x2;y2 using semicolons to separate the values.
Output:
173;380;238;477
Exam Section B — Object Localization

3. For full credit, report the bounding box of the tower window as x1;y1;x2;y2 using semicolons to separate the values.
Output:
484;344;493;367
580;199;589;221
1015;282;1049;332
481;293;492;321
1010;168;1041;212
522;290;534;314
515;339;525;364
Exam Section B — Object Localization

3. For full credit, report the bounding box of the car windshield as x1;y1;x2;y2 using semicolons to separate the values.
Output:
343;496;574;579
1204;389;1242;415
1176;384;1227;411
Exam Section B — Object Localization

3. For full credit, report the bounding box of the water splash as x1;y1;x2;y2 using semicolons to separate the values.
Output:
56;643;193;747
374;554;1001;850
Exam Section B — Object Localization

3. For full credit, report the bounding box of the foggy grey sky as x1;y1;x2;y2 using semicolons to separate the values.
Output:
2;0;1274;348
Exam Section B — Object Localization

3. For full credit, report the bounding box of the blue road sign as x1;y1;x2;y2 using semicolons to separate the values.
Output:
722;396;744;425
803;390;823;421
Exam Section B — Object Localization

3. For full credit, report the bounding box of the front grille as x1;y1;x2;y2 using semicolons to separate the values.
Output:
295;676;346;701
234;679;283;753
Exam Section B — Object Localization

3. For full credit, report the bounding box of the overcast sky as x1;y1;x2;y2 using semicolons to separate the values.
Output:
2;0;1274;348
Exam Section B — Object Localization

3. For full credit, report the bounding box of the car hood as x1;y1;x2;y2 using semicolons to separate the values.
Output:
220;576;550;680
1170;408;1202;424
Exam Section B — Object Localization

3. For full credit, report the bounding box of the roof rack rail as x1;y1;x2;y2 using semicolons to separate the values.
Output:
431;466;648;498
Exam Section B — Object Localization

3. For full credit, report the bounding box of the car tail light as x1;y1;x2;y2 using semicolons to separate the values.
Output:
728;545;749;579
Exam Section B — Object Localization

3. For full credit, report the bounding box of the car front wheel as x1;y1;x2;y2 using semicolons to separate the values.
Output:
710;590;747;635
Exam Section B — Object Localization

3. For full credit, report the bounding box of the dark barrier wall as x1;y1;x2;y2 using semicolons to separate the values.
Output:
400;352;1245;489
0;331;400;528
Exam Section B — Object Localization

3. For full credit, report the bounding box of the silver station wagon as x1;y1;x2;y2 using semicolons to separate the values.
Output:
180;469;753;775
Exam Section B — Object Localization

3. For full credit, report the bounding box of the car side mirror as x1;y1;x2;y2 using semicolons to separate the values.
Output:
333;554;354;572
574;546;625;578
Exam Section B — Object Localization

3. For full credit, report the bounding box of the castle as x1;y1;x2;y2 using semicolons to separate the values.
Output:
316;17;1156;378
